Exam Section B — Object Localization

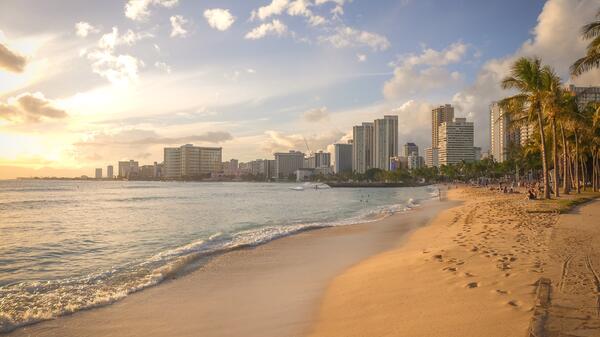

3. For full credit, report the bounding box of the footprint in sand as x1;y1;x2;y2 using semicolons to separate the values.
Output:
466;282;479;288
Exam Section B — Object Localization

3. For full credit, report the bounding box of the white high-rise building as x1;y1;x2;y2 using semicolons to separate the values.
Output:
438;118;475;166
274;151;305;179
163;144;222;179
425;147;438;168
333;143;353;174
567;84;600;109
352;122;374;174
373;115;398;170
490;102;520;162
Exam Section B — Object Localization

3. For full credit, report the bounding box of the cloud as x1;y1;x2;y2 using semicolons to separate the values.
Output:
251;0;289;21
170;15;189;37
0;42;26;73
314;0;348;17
76;129;232;147
452;0;600;150
303;106;329;122
83;27;152;85
75;21;100;37
125;0;178;21
154;61;171;73
262;130;344;154
203;8;236;31
245;19;288;40
383;41;468;100
356;53;367;62
0;92;67;124
318;26;390;51
391;100;435;147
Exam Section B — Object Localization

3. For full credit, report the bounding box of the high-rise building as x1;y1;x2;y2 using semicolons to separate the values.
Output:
352;122;374;173
274;151;305;179
118;160;139;178
106;165;113;179
95;168;102;179
520;123;535;146
373;115;398;170
304;151;331;169
490;102;520;162
567;85;600;109
438;118;475;166
389;156;408;171
425;147;439;168
431;104;455;148
473;147;482;161
407;154;425;170
163;144;222;179
403;142;419;157
333;143;353;174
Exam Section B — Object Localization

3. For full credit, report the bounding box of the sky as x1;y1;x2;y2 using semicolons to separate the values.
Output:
0;0;599;178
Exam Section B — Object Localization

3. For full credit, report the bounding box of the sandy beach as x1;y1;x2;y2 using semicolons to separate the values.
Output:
309;187;600;337
7;197;453;337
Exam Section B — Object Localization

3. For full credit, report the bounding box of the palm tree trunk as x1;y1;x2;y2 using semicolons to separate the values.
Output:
560;124;570;194
582;157;587;192
575;130;581;194
551;117;559;197
537;108;551;199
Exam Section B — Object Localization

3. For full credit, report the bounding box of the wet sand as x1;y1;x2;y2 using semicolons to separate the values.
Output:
8;198;453;337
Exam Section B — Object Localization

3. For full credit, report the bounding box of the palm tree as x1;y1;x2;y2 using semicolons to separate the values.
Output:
540;66;563;197
571;9;600;76
500;57;551;199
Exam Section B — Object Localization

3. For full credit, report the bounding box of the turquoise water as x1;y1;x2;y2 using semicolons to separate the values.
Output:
0;180;436;332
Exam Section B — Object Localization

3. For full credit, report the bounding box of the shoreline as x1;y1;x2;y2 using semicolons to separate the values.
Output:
6;194;453;337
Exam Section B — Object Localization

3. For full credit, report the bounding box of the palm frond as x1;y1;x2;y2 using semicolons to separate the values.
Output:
570;52;600;76
582;21;600;40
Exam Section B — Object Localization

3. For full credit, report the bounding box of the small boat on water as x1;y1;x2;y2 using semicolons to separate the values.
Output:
289;186;305;191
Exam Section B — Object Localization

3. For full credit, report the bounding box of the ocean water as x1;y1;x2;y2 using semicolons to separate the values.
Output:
0;180;436;332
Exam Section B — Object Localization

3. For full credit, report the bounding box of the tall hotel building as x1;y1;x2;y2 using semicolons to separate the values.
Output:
490;102;520;162
164;144;222;179
426;104;454;167
274;151;305;179
373;115;398;170
333;142;353;174
438;118;475;165
352;122;374;173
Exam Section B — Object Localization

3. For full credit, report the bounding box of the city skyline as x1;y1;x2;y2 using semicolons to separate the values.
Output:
1;0;600;179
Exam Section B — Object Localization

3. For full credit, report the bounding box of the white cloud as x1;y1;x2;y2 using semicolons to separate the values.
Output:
452;0;600;150
263;130;344;154
383;41;468;100
170;15;189;37
251;0;289;21
203;8;236;31
74;21;99;37
303;106;328;122
154;61;171;73
86;50;143;86
356;53;367;62
125;0;178;21
0;92;67;124
318;26;390;51
98;27;153;50
245;19;288;40
0;42;26;73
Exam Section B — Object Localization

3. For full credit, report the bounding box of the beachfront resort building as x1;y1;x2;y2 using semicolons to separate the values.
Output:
408;154;425;170
490;102;520;163
118;160;139;178
432;104;455;148
373;115;399;170
163;144;223;179
274;151;305;179
389;156;408;171
425;147;439;168
304;151;331;169
438;118;475;166
106;165;113;179
95;168;102;179
333;143;353;174
352;122;374;173
566;84;600;109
